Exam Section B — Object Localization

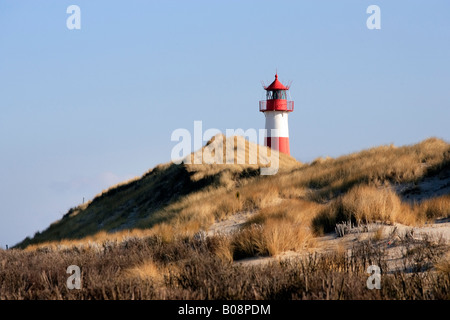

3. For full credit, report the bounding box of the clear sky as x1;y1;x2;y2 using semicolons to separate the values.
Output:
1;0;449;247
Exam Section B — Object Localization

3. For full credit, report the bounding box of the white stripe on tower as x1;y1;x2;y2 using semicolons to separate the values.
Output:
264;111;290;155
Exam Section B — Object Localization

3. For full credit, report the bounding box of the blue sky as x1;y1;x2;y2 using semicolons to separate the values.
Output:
0;0;449;247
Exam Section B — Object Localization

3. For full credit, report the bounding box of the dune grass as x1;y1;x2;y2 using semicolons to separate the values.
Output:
17;136;449;260
418;194;450;220
6;137;450;300
2;233;449;300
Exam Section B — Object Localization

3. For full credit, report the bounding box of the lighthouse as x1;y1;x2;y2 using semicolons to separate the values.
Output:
259;74;294;155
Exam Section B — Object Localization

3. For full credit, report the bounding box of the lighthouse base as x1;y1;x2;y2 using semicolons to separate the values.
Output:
265;137;290;155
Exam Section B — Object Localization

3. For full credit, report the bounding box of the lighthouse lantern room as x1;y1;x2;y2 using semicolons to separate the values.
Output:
259;74;294;155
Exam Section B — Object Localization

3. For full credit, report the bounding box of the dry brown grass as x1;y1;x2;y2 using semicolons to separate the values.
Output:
230;199;321;257
341;185;402;224
18;137;449;254
24;229;152;252
312;185;427;235
124;259;167;283
263;220;315;256
213;194;243;220
397;203;427;226
185;134;299;173
209;235;234;263
372;226;385;241
231;225;267;259
418;194;450;220
3;234;449;300
434;252;450;274
8;137;450;300
269;137;449;201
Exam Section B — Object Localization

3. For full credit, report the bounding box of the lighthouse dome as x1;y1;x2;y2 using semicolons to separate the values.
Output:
265;74;289;91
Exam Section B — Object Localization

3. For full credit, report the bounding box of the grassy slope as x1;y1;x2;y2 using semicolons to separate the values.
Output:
16;136;449;249
17;135;299;248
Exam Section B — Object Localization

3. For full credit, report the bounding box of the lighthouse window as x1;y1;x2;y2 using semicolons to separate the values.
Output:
267;90;287;100
273;91;280;99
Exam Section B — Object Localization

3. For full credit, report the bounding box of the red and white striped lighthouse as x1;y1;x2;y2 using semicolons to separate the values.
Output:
259;74;294;155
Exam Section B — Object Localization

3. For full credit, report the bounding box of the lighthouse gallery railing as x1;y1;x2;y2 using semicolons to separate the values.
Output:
259;100;294;112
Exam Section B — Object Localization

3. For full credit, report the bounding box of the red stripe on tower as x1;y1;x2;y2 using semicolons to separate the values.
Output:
259;74;294;155
265;137;290;155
